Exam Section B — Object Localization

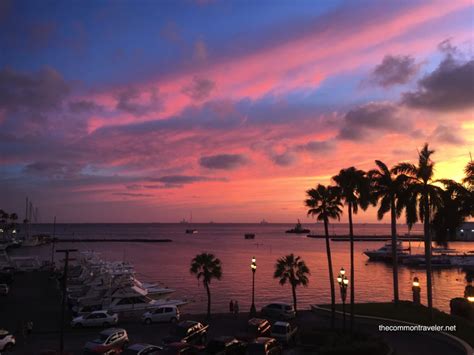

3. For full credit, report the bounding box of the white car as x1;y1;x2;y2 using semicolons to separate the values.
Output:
142;305;180;324
261;302;296;320
0;329;15;352
71;310;118;328
0;284;9;296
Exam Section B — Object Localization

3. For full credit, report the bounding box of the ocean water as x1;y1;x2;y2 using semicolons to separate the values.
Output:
10;223;472;314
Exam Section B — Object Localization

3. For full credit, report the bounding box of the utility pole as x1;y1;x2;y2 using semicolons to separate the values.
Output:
51;217;57;267
56;249;77;355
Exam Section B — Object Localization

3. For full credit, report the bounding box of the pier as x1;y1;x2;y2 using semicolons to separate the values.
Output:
56;238;172;243
306;235;424;242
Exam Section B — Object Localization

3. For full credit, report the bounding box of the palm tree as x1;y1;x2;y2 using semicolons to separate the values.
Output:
393;143;443;317
190;252;222;319
274;254;310;314
463;160;474;189
0;210;7;241
305;184;342;327
368;160;408;306
433;178;474;244
332;167;372;331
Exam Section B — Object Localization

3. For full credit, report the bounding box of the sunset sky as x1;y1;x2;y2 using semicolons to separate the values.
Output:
0;0;473;223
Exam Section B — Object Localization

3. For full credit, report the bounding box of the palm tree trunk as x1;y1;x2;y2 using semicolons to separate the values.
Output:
424;195;433;319
292;284;297;315
205;282;211;319
390;197;399;306
348;203;354;334
324;218;336;329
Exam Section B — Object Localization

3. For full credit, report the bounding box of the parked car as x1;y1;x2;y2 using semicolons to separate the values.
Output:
142;305;180;324
72;310;118;328
205;336;247;354
246;338;282;355
121;343;162;354
260;303;295;320
0;284;9;296
0;271;14;285
83;328;129;354
72;304;103;317
161;342;205;355
0;329;15;352
270;322;297;345
162;321;208;345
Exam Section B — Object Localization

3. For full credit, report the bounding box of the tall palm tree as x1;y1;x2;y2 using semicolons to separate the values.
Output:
463;160;474;189
0;210;7;241
433;178;474;244
332;167;372;331
305;184;342;327
274;254;310;314
368;160;408;306
393;144;443;317
190;252;222;319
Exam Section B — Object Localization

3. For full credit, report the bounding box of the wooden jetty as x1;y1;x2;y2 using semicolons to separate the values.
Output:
56;238;172;243
306;235;423;242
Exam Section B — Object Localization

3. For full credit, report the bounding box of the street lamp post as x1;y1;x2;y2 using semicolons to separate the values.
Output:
56;249;77;355
337;267;349;332
412;277;421;305
250;257;257;316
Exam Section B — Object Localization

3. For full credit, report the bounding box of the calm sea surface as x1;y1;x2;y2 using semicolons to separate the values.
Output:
11;223;473;313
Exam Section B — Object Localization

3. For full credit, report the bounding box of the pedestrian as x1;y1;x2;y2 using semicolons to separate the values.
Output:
26;320;33;334
229;299;234;314
234;300;239;317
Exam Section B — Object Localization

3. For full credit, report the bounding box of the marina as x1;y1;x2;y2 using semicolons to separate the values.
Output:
0;222;471;314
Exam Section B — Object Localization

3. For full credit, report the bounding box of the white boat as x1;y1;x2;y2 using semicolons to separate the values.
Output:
364;241;410;261
10;256;41;271
68;251;187;315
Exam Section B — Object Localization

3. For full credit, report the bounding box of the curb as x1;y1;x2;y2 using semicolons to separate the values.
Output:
311;305;473;355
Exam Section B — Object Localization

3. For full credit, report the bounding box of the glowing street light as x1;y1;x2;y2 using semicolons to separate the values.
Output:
250;256;257;316
412;277;421;305
337;267;348;331
465;285;474;303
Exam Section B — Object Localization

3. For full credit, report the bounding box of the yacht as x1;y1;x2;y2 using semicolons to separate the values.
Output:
68;251;187;316
364;241;410;261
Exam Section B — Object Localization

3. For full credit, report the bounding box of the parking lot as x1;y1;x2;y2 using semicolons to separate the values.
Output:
0;271;307;354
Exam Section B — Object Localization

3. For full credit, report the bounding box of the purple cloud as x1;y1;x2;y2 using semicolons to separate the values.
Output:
182;76;216;101
370;55;420;87
199;154;247;169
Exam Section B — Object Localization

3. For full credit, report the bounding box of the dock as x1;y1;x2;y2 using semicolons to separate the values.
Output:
56;238;172;243
307;235;423;242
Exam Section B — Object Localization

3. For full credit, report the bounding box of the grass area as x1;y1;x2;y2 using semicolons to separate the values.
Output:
320;301;474;347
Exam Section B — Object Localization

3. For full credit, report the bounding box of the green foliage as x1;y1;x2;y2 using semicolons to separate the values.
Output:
190;252;222;286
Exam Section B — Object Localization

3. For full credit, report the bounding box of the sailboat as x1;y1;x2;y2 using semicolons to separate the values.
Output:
185;212;198;234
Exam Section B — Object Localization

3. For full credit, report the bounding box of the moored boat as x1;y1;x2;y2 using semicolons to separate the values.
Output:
285;220;310;234
364;241;410;261
244;233;255;239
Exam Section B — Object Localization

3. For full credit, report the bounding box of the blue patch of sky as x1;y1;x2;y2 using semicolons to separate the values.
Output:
1;0;343;87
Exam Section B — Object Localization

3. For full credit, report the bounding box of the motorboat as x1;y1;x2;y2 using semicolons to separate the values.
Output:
285;220;310;234
22;234;53;247
67;251;187;316
185;229;198;234
245;233;255;239
364;241;410;261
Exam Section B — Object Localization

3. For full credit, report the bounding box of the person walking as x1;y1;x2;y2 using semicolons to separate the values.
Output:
234;300;239;317
229;299;234;314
